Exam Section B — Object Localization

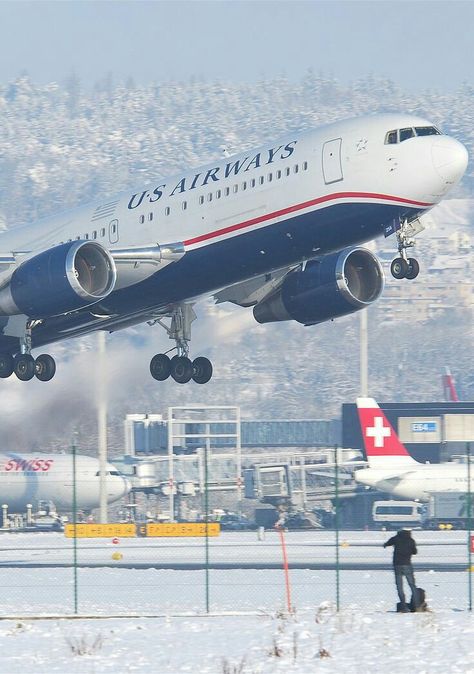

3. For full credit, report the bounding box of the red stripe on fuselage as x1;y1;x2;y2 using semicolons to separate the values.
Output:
183;192;432;246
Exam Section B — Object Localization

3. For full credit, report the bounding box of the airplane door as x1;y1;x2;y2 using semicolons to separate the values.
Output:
109;219;119;243
322;138;343;184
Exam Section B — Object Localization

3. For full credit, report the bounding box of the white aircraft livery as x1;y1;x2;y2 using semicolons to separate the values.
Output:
0;453;130;511
355;397;473;501
0;114;468;384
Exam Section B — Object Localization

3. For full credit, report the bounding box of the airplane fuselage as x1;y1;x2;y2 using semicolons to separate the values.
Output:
0;453;130;511
0;112;467;354
355;463;474;501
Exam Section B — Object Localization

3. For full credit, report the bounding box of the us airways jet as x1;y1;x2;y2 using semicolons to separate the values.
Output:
0;114;468;384
355;397;473;501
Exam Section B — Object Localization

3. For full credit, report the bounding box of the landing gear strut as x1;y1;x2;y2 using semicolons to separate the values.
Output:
390;218;421;280
0;321;57;382
148;304;213;384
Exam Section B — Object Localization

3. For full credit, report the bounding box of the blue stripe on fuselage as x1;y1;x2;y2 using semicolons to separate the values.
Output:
4;200;422;351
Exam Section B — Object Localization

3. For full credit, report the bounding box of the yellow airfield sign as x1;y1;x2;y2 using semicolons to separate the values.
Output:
64;522;220;538
64;523;136;538
146;522;220;537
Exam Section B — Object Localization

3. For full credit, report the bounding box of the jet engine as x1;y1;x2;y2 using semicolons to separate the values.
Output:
253;247;384;325
0;240;117;318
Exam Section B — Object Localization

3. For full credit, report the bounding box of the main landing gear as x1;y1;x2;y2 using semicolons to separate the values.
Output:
0;322;56;382
390;218;420;280
148;304;213;385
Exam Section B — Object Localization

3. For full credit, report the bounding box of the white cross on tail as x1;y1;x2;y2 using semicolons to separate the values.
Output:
366;416;391;447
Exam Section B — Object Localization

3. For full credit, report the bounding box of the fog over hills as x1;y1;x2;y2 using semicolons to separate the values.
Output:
0;73;472;453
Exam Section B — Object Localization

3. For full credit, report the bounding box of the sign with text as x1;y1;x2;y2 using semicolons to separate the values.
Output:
146;522;220;537
64;523;136;538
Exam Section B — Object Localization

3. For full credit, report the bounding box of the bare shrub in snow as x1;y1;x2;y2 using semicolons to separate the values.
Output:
65;633;104;656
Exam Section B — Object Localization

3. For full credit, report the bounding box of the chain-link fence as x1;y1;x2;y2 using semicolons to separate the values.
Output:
0;443;472;616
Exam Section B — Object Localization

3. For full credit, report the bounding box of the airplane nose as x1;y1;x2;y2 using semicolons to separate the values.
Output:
431;137;468;183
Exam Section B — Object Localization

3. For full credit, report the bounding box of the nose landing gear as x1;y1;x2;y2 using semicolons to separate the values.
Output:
390;218;421;280
148;304;214;384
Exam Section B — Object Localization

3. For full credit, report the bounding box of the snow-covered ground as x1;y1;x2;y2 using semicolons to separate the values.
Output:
0;530;473;672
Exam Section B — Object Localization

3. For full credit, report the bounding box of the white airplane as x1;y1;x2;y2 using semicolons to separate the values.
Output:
0;452;130;512
354;397;473;501
0;114;467;384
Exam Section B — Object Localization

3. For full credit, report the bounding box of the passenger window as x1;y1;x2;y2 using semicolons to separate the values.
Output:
148;212;153;221
165;207;170;216
250;178;256;187
259;176;264;185
233;184;238;193
285;167;290;176
385;130;398;144
216;189;221;199
199;195;204;205
207;193;212;202
268;173;273;182
293;165;299;174
100;228;105;237
400;128;415;142
302;162;308;171
182;201;187;210
224;187;230;196
111;223;117;233
139;215;145;224
276;170;282;179
242;181;247;190
92;231;97;240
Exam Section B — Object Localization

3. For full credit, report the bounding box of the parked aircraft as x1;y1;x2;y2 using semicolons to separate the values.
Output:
0;453;130;512
354;397;473;501
0;114;467;384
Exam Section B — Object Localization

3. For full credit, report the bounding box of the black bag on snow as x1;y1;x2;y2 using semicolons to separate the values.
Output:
409;587;428;612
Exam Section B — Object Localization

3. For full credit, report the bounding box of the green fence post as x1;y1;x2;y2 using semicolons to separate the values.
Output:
334;444;340;612
72;440;78;615
467;442;472;612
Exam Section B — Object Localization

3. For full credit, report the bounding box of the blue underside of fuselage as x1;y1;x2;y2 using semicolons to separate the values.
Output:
1;201;422;352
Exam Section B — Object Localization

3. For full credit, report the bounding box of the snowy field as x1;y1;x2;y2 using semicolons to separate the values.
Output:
0;530;473;672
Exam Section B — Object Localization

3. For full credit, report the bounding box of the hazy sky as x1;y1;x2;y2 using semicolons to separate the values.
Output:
0;0;472;91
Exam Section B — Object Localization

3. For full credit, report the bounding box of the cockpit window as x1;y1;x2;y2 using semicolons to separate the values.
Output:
95;470;121;476
399;127;415;142
385;125;441;144
414;126;440;137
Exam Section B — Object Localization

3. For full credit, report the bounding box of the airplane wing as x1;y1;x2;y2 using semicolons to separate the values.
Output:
213;265;296;307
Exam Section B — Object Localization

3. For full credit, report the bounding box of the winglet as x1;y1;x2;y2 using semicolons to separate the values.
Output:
356;397;418;468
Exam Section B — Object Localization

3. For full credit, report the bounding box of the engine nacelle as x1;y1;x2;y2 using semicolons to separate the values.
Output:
253;247;384;325
0;241;117;318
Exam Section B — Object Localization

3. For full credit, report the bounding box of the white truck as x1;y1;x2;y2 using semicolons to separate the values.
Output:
372;500;424;530
424;492;473;530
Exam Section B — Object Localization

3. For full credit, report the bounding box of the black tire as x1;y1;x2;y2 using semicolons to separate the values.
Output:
405;257;420;280
0;353;14;378
150;353;171;381
34;354;56;382
192;357;213;384
13;354;35;381
390;257;409;279
170;356;193;384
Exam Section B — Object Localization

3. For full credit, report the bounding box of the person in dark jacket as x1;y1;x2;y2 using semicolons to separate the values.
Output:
383;528;418;612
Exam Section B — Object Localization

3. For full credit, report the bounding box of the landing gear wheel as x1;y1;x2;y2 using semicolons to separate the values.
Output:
170;355;193;384
192;357;213;384
13;354;35;381
34;354;56;382
150;354;171;381
405;257;420;280
0;353;14;378
390;257;409;279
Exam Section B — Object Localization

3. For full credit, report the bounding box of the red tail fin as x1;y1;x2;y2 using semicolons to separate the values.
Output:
442;367;459;402
356;397;418;468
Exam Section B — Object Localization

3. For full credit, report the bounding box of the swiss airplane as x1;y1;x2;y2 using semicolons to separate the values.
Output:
354;397;473;501
0;453;130;512
0;114;468;384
